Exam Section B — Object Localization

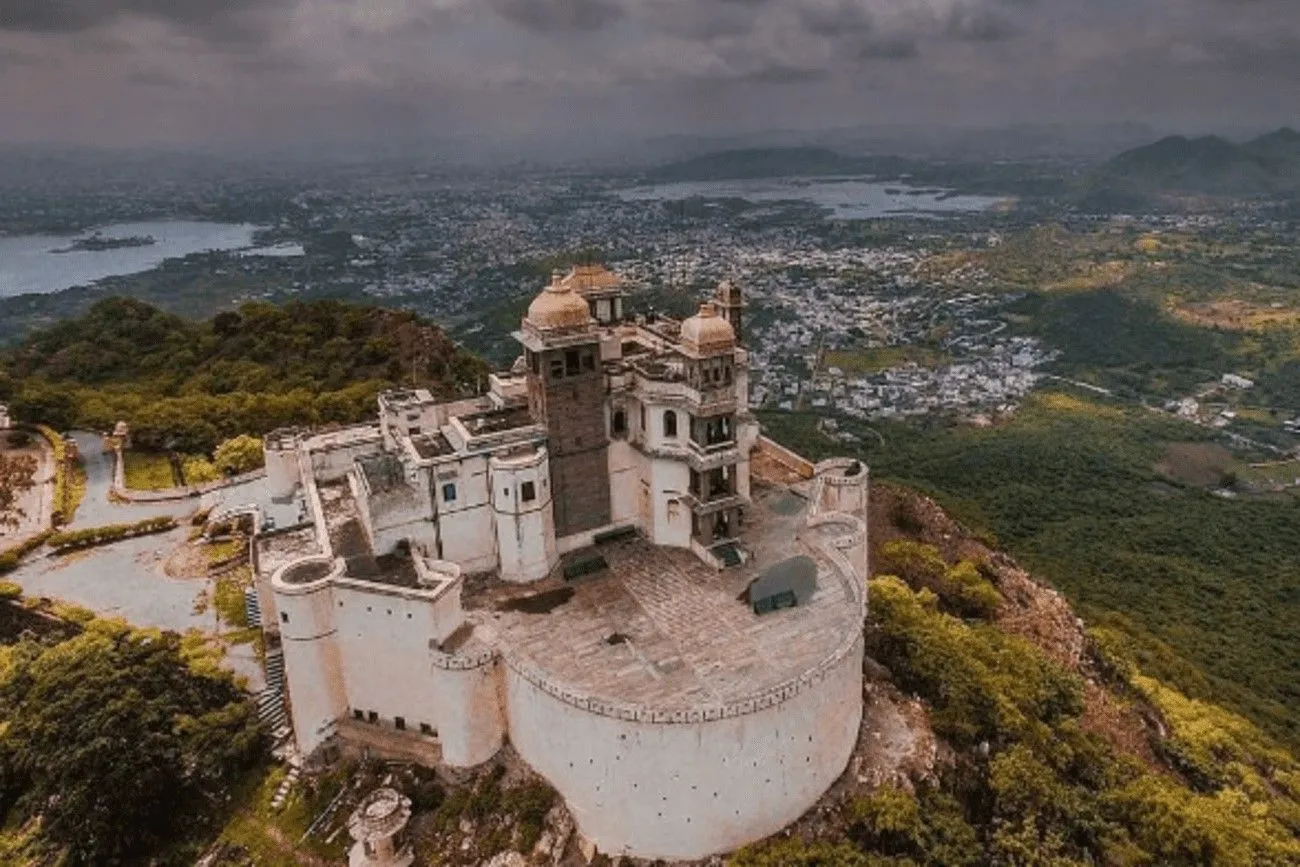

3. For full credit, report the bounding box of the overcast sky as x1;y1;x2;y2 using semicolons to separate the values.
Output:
0;0;1296;153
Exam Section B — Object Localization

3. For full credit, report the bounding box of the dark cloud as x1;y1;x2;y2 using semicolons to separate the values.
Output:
744;63;831;84
798;1;874;37
125;68;182;86
1201;32;1300;81
641;2;757;40
854;37;920;61
491;0;625;33
0;0;270;36
945;7;1021;42
0;0;1297;150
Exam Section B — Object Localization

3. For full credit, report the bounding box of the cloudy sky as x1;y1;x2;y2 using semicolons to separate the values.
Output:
0;0;1296;152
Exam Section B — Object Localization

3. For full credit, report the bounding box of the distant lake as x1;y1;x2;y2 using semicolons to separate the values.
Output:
0;221;260;297
616;177;1003;219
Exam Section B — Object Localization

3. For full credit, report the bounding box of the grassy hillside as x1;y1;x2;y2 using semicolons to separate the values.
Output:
0;297;488;452
761;392;1300;751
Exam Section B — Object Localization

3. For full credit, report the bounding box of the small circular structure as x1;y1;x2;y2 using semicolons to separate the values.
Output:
347;787;414;867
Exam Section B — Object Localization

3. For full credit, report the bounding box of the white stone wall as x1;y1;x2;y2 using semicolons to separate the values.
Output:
274;559;349;755
332;582;447;734
647;456;691;548
606;439;643;529
265;443;301;499
430;654;505;767
366;484;436;558
434;456;497;573
504;633;864;860
490;452;557;583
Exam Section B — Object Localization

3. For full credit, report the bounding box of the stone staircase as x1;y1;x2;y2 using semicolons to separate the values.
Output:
243;586;262;629
258;647;291;743
269;762;301;811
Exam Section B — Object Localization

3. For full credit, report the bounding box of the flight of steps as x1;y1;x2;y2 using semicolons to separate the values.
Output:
243;586;262;629
258;647;290;742
242;588;300;810
269;762;301;812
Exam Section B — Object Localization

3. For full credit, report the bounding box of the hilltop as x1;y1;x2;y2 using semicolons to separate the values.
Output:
0;296;487;453
1087;128;1300;200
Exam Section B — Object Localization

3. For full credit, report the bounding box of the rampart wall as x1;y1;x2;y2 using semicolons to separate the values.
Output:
504;633;863;860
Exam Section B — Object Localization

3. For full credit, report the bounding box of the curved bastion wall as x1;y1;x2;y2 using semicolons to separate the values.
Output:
428;643;504;767
501;456;869;861
273;556;348;755
502;632;864;860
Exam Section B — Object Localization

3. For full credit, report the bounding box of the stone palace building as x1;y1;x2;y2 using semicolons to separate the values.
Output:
246;265;870;860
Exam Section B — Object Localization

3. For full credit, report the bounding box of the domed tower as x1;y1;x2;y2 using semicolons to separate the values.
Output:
713;279;745;344
516;272;612;540
678;303;748;550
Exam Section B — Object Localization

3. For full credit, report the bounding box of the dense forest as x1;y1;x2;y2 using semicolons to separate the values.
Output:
761;392;1300;754
0;297;489;453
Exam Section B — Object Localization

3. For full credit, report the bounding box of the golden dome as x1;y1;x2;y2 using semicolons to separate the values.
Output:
526;272;594;331
679;302;735;355
561;263;621;294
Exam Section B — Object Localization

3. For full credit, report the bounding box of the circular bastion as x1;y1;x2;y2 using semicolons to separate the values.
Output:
487;474;869;861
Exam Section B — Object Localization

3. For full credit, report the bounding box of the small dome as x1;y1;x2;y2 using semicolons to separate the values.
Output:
526;272;594;331
679;302;735;355
561;263;621;293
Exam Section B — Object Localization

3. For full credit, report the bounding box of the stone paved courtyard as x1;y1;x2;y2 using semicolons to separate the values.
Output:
475;484;863;710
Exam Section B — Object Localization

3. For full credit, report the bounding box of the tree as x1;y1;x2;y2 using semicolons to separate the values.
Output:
0;453;36;530
9;383;77;431
0;621;263;865
212;435;265;475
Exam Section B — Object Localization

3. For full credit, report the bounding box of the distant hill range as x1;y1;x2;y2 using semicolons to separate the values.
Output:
1089;128;1300;199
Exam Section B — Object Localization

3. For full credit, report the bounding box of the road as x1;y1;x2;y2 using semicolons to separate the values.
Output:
9;523;264;689
66;431;192;528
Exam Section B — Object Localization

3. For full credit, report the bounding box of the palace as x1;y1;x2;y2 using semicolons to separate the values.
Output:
248;265;869;860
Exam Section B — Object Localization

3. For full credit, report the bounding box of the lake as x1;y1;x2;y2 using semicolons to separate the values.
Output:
0;220;260;297
615;177;1003;219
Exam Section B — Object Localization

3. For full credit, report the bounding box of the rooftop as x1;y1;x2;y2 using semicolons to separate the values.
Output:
469;483;862;711
410;432;455;459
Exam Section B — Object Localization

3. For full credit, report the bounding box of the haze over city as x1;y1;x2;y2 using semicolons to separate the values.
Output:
1;0;1297;156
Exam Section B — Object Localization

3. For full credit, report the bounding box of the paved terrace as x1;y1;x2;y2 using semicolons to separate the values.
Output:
469;483;862;711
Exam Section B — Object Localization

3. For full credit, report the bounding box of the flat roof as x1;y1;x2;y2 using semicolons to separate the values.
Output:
470;484;861;711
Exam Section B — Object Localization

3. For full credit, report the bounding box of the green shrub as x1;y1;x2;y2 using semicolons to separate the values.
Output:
875;542;1001;620
47;516;176;553
213;435;265;476
868;576;1083;748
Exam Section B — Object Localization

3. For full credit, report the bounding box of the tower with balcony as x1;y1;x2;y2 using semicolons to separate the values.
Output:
677;302;749;559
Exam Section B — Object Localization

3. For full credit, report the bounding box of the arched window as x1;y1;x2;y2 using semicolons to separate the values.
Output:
664;410;678;438
612;409;626;435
